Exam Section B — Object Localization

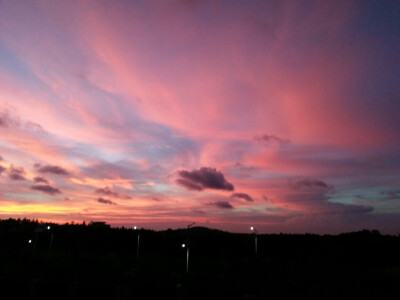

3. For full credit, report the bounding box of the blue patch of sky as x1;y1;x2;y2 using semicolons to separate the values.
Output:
0;42;48;92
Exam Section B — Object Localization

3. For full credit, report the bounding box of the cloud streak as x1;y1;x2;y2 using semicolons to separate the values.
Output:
231;192;254;202
31;184;61;195
288;178;335;191
33;176;49;184
255;134;289;146
97;197;117;205
35;164;70;176
94;187;131;199
208;201;234;209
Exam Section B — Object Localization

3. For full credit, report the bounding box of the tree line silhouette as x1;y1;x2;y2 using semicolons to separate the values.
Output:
0;218;399;299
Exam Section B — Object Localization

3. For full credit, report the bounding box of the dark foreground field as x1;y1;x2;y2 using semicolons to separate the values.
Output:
0;219;399;299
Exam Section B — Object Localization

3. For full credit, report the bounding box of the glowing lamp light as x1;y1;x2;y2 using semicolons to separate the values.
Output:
28;239;32;244
47;226;51;230
250;226;254;231
133;226;137;230
182;243;186;248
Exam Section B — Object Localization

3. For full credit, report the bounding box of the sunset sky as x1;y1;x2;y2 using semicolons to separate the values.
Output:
1;0;399;234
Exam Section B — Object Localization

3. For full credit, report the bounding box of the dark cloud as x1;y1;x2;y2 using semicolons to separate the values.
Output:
97;197;117;205
94;187;131;199
33;176;49;184
289;178;335;191
8;165;26;180
232;192;254;202
31;184;61;195
208;201;234;209
192;209;205;214
255;134;289;145
262;195;269;201
35;164;70;176
176;178;203;191
176;167;234;191
0;165;6;174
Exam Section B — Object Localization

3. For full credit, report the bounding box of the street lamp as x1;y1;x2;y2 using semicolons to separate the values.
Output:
250;226;258;255
182;243;189;274
181;222;195;274
47;225;53;252
133;226;140;259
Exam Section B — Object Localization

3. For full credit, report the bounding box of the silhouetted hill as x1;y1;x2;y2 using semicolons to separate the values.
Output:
0;218;399;299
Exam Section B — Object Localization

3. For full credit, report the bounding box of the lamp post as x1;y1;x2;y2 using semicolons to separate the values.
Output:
133;226;140;259
47;226;53;253
182;222;195;274
182;243;189;274
250;226;258;255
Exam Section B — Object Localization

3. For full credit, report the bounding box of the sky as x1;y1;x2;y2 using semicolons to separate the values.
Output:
0;0;399;234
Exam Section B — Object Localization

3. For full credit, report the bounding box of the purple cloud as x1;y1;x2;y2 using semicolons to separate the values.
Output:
94;187;131;199
289;178;335;191
255;134;289;145
0;165;6;174
231;192;254;202
8;165;26;180
35;164;70;176
97;197;117;205
208;201;234;209
176;167;234;191
31;184;61;195
33;176;49;184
